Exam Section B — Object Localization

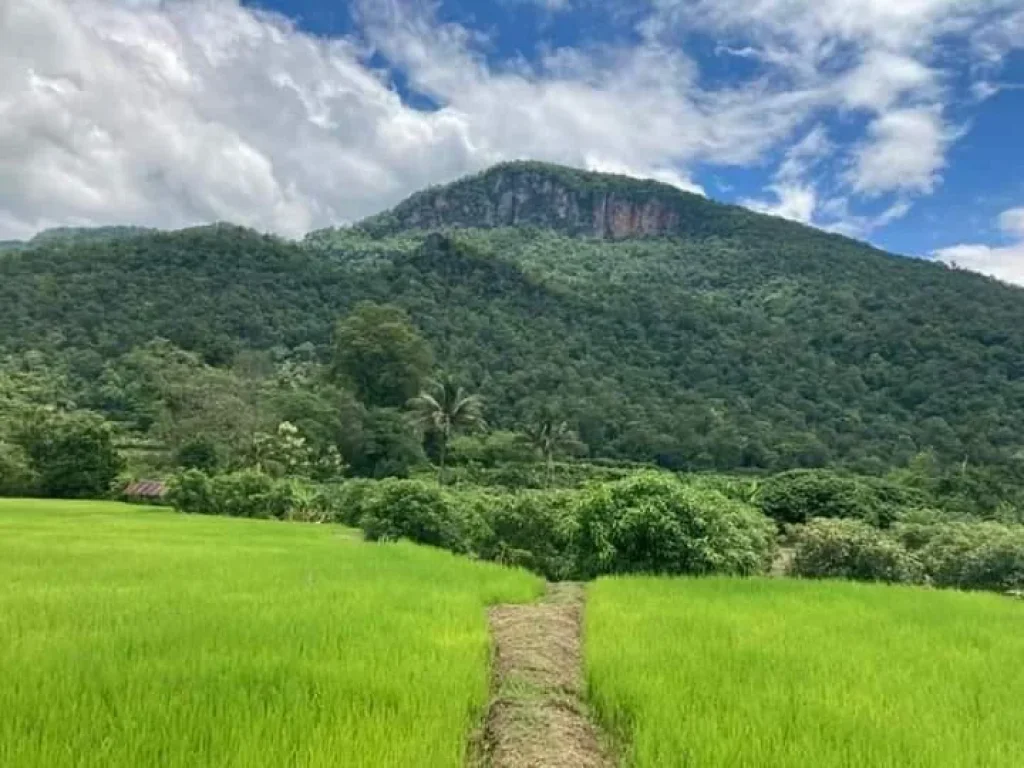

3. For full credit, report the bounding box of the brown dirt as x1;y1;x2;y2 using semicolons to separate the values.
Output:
473;583;614;768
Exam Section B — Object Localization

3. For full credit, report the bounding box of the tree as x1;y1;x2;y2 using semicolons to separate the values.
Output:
344;407;426;479
526;416;583;482
409;375;486;483
18;411;123;498
332;302;433;408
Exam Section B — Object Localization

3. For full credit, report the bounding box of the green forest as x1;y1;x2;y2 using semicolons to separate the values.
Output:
2;163;1024;525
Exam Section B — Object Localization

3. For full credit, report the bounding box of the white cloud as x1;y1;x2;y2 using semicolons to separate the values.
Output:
0;0;1019;241
972;8;1024;66
934;207;1024;286
647;0;1017;220
998;208;1024;239
848;107;952;196
838;51;939;112
0;0;491;237
742;125;831;223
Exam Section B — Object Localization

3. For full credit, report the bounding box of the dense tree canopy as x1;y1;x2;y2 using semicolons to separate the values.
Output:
1;167;1023;488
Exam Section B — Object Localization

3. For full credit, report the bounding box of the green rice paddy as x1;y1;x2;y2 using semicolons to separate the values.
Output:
586;576;1024;767
0;500;541;767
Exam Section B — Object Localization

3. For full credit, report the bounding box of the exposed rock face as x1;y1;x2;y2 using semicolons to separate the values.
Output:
360;161;713;240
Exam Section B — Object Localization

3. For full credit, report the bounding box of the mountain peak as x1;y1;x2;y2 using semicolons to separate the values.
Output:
357;161;736;240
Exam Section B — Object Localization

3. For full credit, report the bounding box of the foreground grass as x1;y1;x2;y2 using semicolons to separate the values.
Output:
587;577;1024;767
0;500;542;767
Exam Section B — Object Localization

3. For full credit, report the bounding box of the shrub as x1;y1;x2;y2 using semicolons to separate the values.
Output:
208;469;294;519
18;413;123;499
899;522;1024;592
757;470;908;527
575;473;776;578
166;469;214;514
682;473;760;504
789;518;924;583
0;439;36;497
478;490;580;580
359;479;480;553
302;481;365;525
174;437;221;472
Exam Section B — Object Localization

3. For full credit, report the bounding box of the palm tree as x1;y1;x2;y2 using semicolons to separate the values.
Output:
409;374;486;484
526;415;581;483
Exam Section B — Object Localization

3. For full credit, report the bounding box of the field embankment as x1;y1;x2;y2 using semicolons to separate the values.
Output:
479;582;612;768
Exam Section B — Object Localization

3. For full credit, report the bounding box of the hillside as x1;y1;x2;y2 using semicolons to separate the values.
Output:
316;161;861;243
0;225;154;252
2;163;1024;476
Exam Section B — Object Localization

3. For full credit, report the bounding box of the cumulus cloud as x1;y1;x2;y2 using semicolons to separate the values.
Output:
0;0;1020;240
847;107;954;196
934;207;1024;286
645;0;1017;232
0;0;486;237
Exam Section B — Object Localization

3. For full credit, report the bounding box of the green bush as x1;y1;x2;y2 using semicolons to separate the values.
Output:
445;460;638;489
898;522;1024;592
789;518;924;583
168;469;295;519
448;431;536;467
208;469;294;520
478;490;580;580
305;480;371;525
757;470;911;527
0;439;37;497
359;479;480;553
17;413;123;499
575;473;776;578
174;437;221;472
166;469;214;514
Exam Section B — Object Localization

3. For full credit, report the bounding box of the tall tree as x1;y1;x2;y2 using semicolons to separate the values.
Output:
409;374;485;483
332;302;433;409
526;415;583;481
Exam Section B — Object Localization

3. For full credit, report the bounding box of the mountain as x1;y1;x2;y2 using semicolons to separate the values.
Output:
2;163;1024;476
332;161;855;244
0;225;154;252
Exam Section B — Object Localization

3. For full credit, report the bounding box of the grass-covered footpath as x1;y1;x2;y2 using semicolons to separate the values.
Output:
586;577;1024;767
0;500;542;767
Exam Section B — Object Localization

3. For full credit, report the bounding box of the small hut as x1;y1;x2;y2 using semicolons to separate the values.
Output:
123;480;168;502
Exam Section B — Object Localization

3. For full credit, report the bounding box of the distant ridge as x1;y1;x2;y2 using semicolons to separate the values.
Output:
343;161;857;245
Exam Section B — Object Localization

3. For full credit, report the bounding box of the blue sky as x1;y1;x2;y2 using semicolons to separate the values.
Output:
2;0;1023;281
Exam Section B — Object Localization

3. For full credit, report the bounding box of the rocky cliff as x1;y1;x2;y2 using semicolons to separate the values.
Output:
355;161;747;240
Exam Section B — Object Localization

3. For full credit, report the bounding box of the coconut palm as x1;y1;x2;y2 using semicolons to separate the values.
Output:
409;374;486;483
526;415;582;483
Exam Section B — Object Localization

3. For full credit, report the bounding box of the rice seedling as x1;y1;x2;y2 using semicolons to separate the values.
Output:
0;499;541;767
586;576;1024;767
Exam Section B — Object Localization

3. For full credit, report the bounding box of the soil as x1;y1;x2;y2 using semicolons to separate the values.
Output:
473;583;614;768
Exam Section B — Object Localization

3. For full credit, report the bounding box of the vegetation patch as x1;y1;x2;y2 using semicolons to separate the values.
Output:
0;500;541;767
586;576;1024;767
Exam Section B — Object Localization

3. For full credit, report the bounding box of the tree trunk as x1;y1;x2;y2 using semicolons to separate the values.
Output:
437;436;447;485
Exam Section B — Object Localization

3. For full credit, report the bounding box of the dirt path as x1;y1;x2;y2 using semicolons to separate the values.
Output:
473;582;614;768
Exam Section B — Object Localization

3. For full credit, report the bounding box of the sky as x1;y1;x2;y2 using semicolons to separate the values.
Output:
1;0;1023;282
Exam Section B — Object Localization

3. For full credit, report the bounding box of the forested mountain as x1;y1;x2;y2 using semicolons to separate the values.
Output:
0;225;154;252
2;163;1024;477
324;161;856;241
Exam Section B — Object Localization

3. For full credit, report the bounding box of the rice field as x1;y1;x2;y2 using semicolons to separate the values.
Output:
586;577;1024;768
0;500;542;767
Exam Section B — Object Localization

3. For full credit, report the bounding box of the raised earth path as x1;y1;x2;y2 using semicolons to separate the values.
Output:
474;583;614;768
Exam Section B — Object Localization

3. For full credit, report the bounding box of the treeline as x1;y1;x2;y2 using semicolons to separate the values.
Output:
0;222;1023;482
159;467;1024;593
